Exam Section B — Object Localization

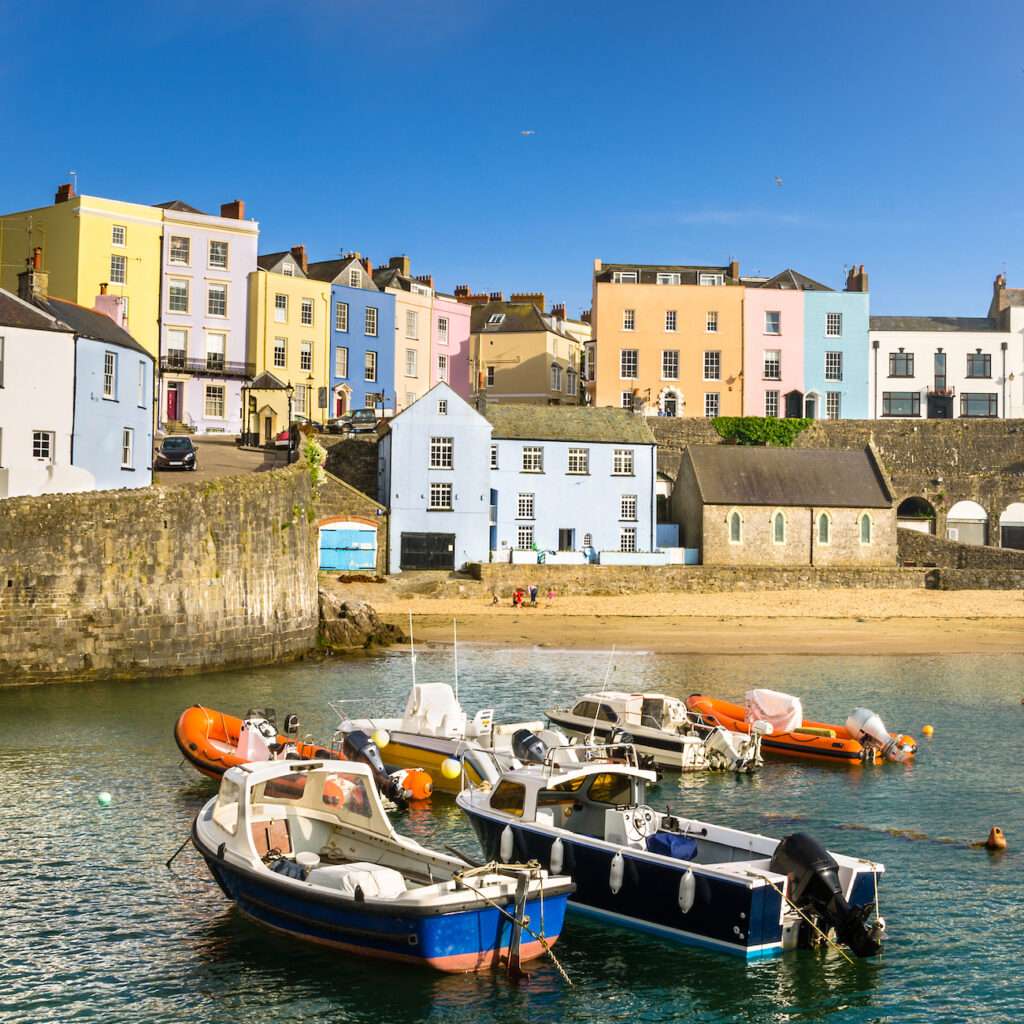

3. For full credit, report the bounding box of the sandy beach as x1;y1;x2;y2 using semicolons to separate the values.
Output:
329;581;1024;655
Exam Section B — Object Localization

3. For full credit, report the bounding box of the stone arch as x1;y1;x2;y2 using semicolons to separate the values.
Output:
998;502;1024;550
946;500;988;546
658;387;683;418
896;496;936;535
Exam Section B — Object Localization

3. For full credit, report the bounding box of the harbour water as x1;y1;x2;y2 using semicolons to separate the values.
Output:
3;647;1021;1023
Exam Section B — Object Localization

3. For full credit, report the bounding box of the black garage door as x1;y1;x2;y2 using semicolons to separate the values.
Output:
400;532;456;570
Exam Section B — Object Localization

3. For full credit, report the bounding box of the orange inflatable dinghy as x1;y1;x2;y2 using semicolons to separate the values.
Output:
686;694;917;765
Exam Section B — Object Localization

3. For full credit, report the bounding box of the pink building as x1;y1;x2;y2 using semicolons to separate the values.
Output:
431;291;472;400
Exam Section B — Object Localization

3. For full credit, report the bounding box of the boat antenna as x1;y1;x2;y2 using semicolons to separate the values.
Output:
589;645;616;743
408;610;417;690
453;617;459;704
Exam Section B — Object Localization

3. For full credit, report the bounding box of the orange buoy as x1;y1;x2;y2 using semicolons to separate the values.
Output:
922;724;934;737
984;827;1007;851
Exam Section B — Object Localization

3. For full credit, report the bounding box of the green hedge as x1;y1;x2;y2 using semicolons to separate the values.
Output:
712;416;813;446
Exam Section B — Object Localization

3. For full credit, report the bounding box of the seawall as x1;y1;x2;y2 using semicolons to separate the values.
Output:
0;465;318;685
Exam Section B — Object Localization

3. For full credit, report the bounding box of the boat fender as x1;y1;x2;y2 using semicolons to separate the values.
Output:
354;884;365;902
610;852;624;895
500;825;514;863
678;869;695;913
550;837;564;875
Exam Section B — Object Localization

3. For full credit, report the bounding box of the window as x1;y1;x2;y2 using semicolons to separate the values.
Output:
622;309;635;331
137;362;146;406
703;351;721;380
657;272;681;285
567;368;578;395
613;449;634;475
207;283;227;317
273;338;286;368
364;395;376;409
825;351;843;381
348;268;362;288
612;271;638;283
335;347;348;378
551;364;562;390
209;240;229;269
729;510;742;543
166;328;187;367
934;352;947;390
491;780;526;816
764;390;780;417
764;311;781;335
522;447;544;473
516;525;535;549
430;436;454;469
437;353;448;381
620;494;638;521
365;307;378;336
205;385;225;418
619;527;637;552
773;511;786;544
281;262;295;277
487;313;506;325
300;299;313;327
558;528;575;552
486;365;495;387
121;295;130;328
583;346;594;381
568;447;589;474
763;351;781;380
664;310;677;332
818;513;831;545
112;224;126;247
110;254;126;285
429;482;453;510
364;351;377;382
966;352;992;379
206;331;226;371
103;351;117;399
516;493;535;519
960;393;998;418
300;341;312;371
860;513;872;545
292;384;307;413
704;392;720;417
405;310;418;339
121;428;134;469
274;293;288;323
583;532;593;548
437;399;448;415
169;235;190;265
620;349;638;379
335;302;349;332
621;390;634;410
706;311;718;333
437;317;449;344
889;352;914;377
490;445;498;469
826;312;843;337
882;392;920;416
699;272;725;286
823;391;841;420
32;430;54;461
405;348;418;377
662;350;679;379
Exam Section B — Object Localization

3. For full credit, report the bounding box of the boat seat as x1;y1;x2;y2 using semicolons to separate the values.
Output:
307;861;407;900
251;818;292;858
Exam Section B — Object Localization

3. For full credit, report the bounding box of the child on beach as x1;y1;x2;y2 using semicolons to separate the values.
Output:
546;588;556;606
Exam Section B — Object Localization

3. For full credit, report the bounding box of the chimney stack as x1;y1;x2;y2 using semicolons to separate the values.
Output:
289;244;308;274
362;257;374;277
94;290;125;327
511;291;545;309
388;255;411;276
550;302;566;319
220;199;245;220
54;182;75;204
728;259;740;281
844;264;869;293
17;248;49;300
454;284;470;298
415;273;434;289
580;309;592;324
99;282;108;295
488;291;504;302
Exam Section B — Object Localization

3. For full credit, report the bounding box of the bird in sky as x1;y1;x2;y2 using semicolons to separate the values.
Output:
520;129;536;136
774;176;784;187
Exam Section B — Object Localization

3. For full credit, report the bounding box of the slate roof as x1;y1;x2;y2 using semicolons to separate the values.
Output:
595;262;737;285
308;256;378;289
248;370;290;390
153;200;206;214
33;296;152;358
485;405;656;445
257;251;306;275
869;315;999;333
0;289;70;332
757;268;832;291
470;301;581;344
685;445;891;508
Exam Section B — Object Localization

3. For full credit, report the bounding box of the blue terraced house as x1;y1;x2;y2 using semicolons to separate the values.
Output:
308;254;396;418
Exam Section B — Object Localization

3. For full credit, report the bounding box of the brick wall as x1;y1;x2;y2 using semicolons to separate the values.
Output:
0;466;318;684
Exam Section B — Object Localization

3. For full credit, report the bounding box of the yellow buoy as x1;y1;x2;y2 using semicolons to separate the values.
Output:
371;729;390;750
922;724;934;737
985;826;1007;851
440;757;462;780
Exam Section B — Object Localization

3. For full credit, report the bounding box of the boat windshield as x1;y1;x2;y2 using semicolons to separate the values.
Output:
536;776;587;806
586;772;635;806
212;776;242;835
252;769;391;836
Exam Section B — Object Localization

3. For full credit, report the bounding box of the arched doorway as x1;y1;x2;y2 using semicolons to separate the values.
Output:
319;516;378;571
896;497;936;535
333;384;351;418
804;391;821;419
999;502;1024;550
946;500;988;546
659;388;682;417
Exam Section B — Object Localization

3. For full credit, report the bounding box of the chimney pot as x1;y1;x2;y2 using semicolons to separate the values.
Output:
220;199;245;220
54;182;75;204
362;257;374;277
99;282;108;295
289;244;308;273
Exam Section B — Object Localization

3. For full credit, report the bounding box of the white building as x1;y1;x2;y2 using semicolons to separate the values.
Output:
0;288;94;497
869;274;1024;419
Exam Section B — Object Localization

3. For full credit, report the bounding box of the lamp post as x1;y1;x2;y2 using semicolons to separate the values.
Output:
285;382;295;463
306;372;315;427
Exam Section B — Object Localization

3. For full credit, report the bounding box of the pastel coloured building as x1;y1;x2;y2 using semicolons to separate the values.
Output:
373;256;433;412
430;291;472;401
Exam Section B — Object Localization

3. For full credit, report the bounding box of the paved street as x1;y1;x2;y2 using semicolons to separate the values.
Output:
152;434;290;487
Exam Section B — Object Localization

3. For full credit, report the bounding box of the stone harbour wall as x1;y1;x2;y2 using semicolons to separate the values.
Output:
322;435;380;501
0;465;318;684
898;528;1024;569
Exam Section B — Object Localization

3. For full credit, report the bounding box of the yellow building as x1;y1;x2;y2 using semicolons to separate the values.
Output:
589;259;744;417
246;247;330;442
373;256;433;412
0;184;164;357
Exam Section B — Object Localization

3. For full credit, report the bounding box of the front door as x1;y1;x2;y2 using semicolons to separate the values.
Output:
663;394;677;417
264;416;273;443
166;382;180;421
804;395;818;419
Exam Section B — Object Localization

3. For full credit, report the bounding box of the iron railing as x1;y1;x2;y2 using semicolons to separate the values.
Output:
160;355;255;379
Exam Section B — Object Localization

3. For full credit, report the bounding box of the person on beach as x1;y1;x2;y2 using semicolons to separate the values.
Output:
529;584;539;607
512;588;524;608
546;588;556;606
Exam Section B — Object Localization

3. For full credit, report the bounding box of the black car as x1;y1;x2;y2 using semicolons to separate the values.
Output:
155;436;198;471
346;409;379;434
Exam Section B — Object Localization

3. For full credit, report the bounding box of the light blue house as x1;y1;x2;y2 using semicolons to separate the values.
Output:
803;266;870;420
39;296;154;490
378;382;492;572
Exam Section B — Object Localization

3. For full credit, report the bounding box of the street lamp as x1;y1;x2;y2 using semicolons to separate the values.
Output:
285;382;295;463
306;372;315;425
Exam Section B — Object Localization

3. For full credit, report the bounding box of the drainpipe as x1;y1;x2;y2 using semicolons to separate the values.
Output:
1001;341;1008;418
871;339;879;419
809;507;815;565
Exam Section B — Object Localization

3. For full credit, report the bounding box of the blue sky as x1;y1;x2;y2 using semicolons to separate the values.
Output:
2;1;1021;318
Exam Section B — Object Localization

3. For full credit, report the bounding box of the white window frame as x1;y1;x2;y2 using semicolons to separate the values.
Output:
567;368;577;395
300;341;312;372
168;235;190;265
662;350;679;380
109;253;126;285
619;527;638;552
429;482;453;510
349;267;362;288
516;493;535;519
706;311;718;333
274;293;288;323
551;364;562;391
121;427;134;469
516;524;535;549
207;282;227;318
137;361;146;406
764;311;781;335
208;239;229;270
405;348;418;377
336;302;349;332
612;271;638;283
365;307;378;337
205;384;226;419
487;313;506;325
437;399;448;416
300;298;314;327
430;436;454;470
521;447;544;473
699;272;724;286
273;338;286;368
437;353;448;381
620;494;638;521
437;317;449;344
763;350;781;380
281;261;295;277
826;312;843;337
620;349;638;379
612;449;634;476
703;350;721;381
490;444;499;470
826;391;842;420
664;310;677;332
764;389;780;418
32;429;54;462
704;392;720;417
825;351;843;382
622;309;636;331
656;272;681;285
335;346;348;378
406;310;418;339
103;351;117;399
567;447;589;474
364;350;378;382
111;224;126;247
205;330;226;371
621;391;634;410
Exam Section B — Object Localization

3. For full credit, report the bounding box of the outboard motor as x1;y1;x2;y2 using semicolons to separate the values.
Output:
769;832;882;958
342;729;408;805
283;713;300;736
247;707;277;729
511;728;548;765
846;708;909;762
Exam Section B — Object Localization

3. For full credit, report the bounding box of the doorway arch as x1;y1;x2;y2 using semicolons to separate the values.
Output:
659;388;683;417
896;496;936;535
999;502;1024;550
946;500;988;546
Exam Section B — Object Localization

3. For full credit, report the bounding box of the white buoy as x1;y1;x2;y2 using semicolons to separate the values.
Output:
97;791;112;807
550;837;564;875
610;852;624;894
678;869;695;913
500;825;514;863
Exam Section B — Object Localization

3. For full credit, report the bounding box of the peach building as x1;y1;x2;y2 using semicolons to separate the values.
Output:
589;260;744;416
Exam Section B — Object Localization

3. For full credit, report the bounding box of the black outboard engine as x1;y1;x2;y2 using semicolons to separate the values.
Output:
511;728;547;764
769;832;882;958
283;713;300;736
341;729;407;805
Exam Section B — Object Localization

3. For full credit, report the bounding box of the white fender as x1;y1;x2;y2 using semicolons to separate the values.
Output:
550;837;564;875
678;869;695;913
610;851;624;894
500;825;514;863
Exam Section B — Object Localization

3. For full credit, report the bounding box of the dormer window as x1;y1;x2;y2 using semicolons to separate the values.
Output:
612;271;638;283
281;262;294;276
488;313;506;325
656;272;681;285
349;268;362;288
699;272;725;286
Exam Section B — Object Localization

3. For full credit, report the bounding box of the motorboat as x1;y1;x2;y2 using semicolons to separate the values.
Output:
686;690;918;765
175;704;433;803
546;691;763;773
191;759;573;973
457;739;886;960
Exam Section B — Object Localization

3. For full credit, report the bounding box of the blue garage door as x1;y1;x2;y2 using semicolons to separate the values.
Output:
319;523;377;571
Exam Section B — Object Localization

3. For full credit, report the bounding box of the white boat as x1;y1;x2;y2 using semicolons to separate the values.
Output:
545;691;764;773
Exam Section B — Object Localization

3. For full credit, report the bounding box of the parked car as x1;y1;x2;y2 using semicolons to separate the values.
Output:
155;436;198;471
346;409;379;434
325;416;348;435
293;414;325;432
